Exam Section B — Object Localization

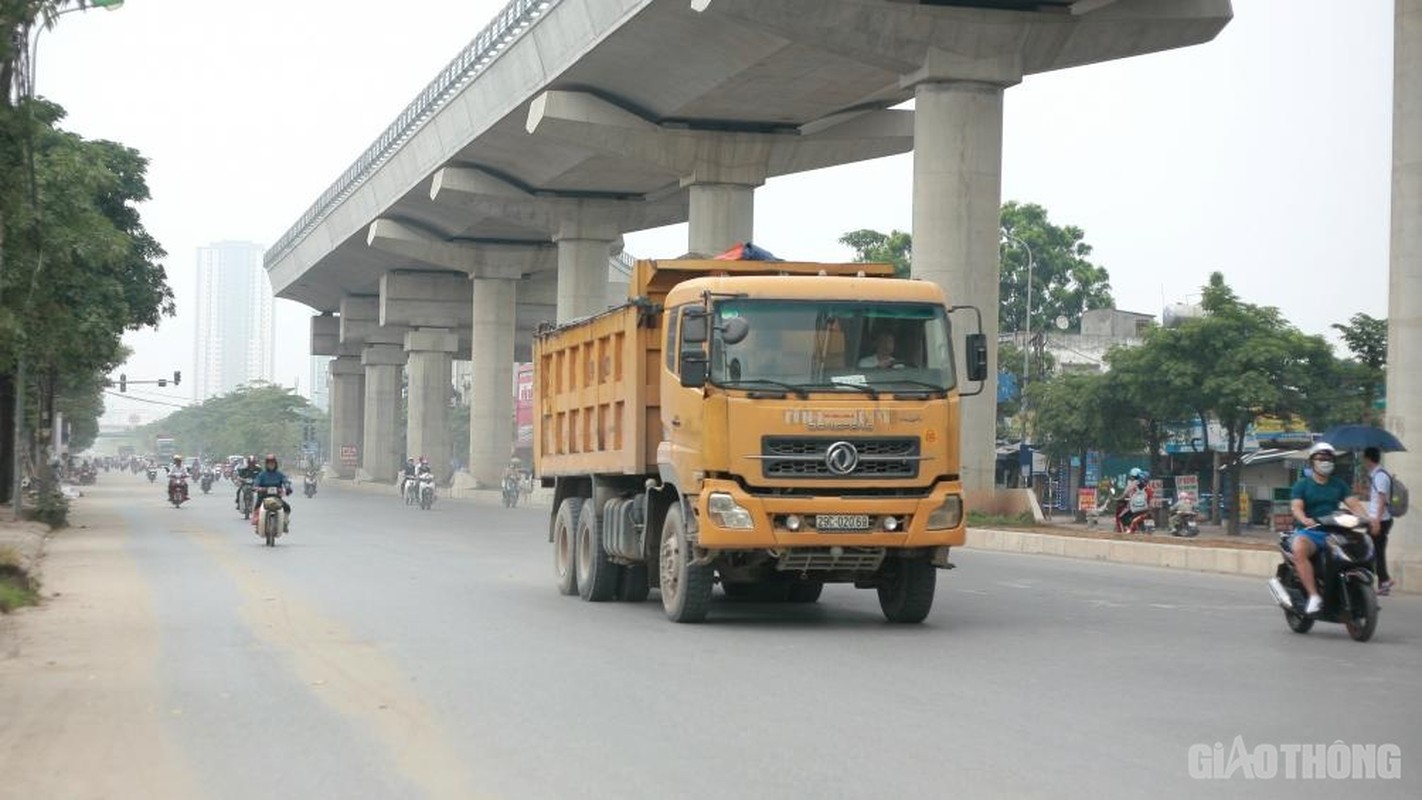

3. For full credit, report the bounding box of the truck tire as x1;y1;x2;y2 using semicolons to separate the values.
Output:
553;498;582;596
659;504;712;623
787;580;824;604
617;564;651;603
575;502;621;602
877;558;936;623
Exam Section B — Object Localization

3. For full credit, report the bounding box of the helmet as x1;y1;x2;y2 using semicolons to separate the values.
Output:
264;453;278;468
1128;468;1142;479
1308;442;1337;460
407;457;415;465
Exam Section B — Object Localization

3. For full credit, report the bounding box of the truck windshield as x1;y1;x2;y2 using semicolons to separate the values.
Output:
709;299;956;392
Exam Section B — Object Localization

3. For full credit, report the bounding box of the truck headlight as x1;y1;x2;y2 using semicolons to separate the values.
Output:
708;492;754;530
925;495;963;531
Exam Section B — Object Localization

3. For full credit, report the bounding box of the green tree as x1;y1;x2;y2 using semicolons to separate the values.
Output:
998;201;1114;335
838;228;911;278
134;383;314;464
1331;312;1386;421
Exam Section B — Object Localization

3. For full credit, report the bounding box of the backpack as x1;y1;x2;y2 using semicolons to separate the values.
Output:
1380;469;1409;517
1128;487;1148;513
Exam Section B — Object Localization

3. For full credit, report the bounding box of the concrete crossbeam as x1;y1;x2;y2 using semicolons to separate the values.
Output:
311;313;341;357
380;270;474;329
340;296;407;347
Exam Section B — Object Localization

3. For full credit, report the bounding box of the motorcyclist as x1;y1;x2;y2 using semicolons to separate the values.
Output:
1119;468;1152;531
1289;442;1372;615
399;457;418;499
167;455;189;501
1169;490;1197;534
252;453;292;532
234;455;260;510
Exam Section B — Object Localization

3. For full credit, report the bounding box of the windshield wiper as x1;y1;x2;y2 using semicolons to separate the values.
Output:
879;379;949;398
721;379;808;399
801;381;880;399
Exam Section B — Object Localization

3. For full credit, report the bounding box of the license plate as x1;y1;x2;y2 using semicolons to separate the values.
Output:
816;514;871;531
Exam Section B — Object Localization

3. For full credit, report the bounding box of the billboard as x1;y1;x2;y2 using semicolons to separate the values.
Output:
515;363;534;447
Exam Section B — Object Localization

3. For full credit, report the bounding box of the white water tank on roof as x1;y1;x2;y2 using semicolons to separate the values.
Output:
1162;303;1203;328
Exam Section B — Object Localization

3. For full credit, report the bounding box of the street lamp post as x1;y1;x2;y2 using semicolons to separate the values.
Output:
1002;230;1035;487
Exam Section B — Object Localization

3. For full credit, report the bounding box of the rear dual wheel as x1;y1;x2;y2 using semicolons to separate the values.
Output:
553;498;582;596
575;503;621;602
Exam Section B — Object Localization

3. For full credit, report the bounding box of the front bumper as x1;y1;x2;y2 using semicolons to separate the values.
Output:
691;478;966;550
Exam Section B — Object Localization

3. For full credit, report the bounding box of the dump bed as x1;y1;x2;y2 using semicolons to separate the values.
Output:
533;300;661;478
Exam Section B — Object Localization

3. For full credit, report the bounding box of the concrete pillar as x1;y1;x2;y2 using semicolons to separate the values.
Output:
910;79;1008;494
404;327;458;480
327;356;365;479
468;277;517;486
1386;0;1422;591
688;183;755;256
555;235;615;322
360;344;406;483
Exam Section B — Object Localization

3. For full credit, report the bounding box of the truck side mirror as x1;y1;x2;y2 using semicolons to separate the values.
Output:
680;350;708;388
965;333;988;382
682;308;709;344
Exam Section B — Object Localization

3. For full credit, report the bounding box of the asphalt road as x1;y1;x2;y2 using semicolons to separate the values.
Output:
5;472;1420;799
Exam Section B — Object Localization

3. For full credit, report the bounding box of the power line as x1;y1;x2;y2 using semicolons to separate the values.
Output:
102;390;192;409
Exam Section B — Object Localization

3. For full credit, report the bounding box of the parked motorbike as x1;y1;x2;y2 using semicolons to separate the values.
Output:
253;485;288;547
501;474;520;508
199;470;214;494
1267;512;1379;642
418;473;436;510
303;473;318;498
167;473;189;508
237;478;255;518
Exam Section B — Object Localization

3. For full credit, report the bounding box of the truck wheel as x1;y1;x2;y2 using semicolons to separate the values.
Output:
575;503;621;602
553;498;582;596
877;558;936;623
617;564;651;603
659;504;712;623
787;580;824;604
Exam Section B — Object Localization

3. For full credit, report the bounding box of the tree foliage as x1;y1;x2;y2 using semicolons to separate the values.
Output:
838;228;911;278
998;201;1114;334
133;383;324;463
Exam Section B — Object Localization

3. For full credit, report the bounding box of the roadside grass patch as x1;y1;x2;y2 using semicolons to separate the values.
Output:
967;510;1036;528
0;547;39;613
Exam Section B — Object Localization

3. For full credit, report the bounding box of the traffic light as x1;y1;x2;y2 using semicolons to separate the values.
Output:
173;370;181;386
119;373;127;392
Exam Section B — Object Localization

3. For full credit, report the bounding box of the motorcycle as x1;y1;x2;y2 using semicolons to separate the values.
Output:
1169;510;1199;537
253;485;288;547
501;474;520;508
199;470;214;494
417;473;435;510
167;473;189;508
402;475;419;506
303;473;318;498
146;467;157;483
237;478;256;518
1267;512;1379;642
1113;498;1155;533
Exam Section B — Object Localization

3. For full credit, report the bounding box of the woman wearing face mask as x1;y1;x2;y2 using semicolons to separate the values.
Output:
1289;442;1373;615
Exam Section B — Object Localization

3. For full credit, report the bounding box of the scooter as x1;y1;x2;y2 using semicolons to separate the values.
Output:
199;470;214;494
1267;512;1378;642
167;473;189;508
501;474;520;508
418;473;436;510
146;467;157;483
1114;498;1155;533
237;478;255;518
253;485;288;547
1169;510;1200;537
303;473;318;498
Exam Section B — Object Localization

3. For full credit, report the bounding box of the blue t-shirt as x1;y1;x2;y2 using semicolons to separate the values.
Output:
254;469;289;489
1290;475;1353;527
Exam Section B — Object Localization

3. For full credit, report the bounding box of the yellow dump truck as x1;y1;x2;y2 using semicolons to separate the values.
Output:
534;257;987;623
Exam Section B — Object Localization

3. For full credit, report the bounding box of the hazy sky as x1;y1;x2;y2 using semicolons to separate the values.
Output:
35;0;1393;426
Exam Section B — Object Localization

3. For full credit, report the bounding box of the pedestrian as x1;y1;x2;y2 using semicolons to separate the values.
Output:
1363;446;1395;596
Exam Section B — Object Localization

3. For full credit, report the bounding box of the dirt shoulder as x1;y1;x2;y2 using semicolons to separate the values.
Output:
0;489;201;799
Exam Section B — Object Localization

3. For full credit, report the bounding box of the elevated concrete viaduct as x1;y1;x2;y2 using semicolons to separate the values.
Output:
269;0;1231;493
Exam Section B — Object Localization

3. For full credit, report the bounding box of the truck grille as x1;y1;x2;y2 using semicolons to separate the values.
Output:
774;547;886;572
759;437;920;479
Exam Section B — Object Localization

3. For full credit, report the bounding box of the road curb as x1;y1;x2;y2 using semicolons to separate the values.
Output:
964;527;1279;579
